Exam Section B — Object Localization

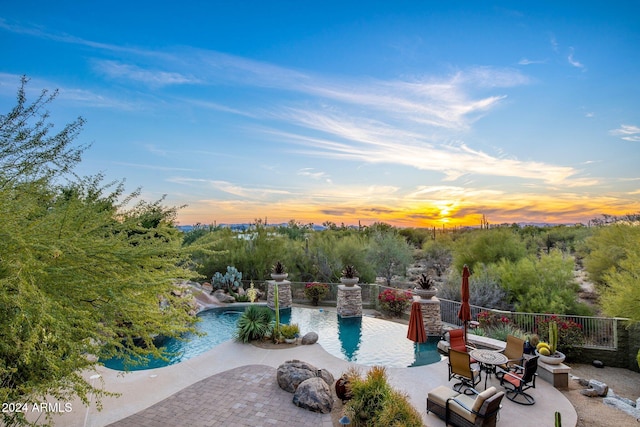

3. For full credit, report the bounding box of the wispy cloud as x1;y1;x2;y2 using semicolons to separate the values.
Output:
297;168;332;184
610;124;640;142
269;109;586;186
567;47;585;69
114;162;195;172
549;33;559;52
0;72;139;110
518;58;547;65
93;60;199;87
171;178;292;200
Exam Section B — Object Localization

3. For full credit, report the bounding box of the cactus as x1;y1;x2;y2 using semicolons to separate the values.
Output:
549;320;559;354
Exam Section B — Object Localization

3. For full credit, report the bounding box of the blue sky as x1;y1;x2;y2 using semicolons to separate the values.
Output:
1;1;639;227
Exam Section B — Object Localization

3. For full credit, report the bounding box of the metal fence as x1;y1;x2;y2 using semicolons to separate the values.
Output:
235;281;620;350
439;298;620;350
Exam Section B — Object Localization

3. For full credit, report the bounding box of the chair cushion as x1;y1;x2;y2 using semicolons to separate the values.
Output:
504;372;523;387
471;386;497;412
448;394;477;423
427;385;460;406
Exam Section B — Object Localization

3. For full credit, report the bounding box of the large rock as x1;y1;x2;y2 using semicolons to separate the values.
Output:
580;388;600;397
276;360;334;393
293;377;334;413
212;289;235;303
588;379;609;396
301;332;318;345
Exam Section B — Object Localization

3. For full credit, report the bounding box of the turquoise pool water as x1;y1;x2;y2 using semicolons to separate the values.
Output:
102;306;442;371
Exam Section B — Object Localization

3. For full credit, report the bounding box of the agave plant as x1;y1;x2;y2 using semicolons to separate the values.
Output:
342;264;359;278
272;261;286;275
235;306;273;343
416;273;434;289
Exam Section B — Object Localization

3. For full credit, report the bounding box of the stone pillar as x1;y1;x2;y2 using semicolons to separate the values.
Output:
420;297;442;336
337;285;362;318
267;280;292;309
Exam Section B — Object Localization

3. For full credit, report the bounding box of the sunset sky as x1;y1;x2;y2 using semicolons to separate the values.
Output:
1;2;639;227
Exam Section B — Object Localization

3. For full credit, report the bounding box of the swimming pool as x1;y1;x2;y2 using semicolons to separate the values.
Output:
102;306;442;371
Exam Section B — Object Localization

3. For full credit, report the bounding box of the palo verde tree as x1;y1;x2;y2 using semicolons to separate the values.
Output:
0;77;197;426
366;228;413;286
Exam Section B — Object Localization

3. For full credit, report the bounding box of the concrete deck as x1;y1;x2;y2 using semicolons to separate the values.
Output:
48;337;577;427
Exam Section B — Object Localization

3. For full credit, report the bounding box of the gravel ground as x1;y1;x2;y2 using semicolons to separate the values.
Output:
562;363;640;427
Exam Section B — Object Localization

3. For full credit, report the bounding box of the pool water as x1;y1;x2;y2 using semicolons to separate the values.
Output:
102;306;442;371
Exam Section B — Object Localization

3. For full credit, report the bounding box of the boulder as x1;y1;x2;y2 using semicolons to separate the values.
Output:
301;332;318;345
317;368;335;387
212;289;235;303
580;388;600;397
292;377;334;413
588;379;609;396
276;360;334;394
277;360;323;393
592;360;605;368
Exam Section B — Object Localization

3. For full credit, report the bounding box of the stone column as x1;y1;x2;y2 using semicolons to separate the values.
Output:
419;297;442;336
337;284;363;318
267;280;292;309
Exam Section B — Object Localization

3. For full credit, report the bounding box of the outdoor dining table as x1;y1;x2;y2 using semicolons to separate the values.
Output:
469;348;508;390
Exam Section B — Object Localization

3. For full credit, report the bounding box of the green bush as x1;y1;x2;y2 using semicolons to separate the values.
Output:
452;228;529;272
497;249;585;314
280;323;299;339
235;306;273;343
440;265;511;310
344;366;421;427
486;323;527;342
376;390;423;427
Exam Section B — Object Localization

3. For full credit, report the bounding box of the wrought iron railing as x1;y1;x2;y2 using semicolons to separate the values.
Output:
233;281;621;350
439;298;620;350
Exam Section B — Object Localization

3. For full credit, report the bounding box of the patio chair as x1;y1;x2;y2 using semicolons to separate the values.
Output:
449;328;477;363
496;335;524;374
498;355;539;405
448;348;481;394
446;386;505;427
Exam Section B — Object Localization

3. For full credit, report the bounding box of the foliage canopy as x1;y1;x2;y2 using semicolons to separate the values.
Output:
0;77;196;426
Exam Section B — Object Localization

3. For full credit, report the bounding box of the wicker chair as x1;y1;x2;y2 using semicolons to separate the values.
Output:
448;348;481;394
427;385;505;427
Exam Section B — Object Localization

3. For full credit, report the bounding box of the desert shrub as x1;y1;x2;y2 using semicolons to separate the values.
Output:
485;323;527;342
235;306;273;343
440;265;511;310
422;236;453;276
497;249;582;314
583;224;640;285
452;228;529;272
376;390;423;427
279;323;299;339
344;366;421;427
377;288;412;317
